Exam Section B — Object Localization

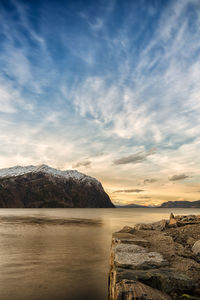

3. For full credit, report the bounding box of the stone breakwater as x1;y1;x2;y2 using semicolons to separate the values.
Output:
108;214;200;300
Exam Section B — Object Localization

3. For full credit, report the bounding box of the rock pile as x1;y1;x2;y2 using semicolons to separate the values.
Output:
108;214;200;300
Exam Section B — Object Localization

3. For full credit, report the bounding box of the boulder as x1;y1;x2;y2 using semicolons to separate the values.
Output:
187;237;196;246
192;240;200;255
115;279;172;300
168;213;178;227
114;268;197;296
117;225;135;234
112;232;136;239
114;243;168;270
134;219;168;231
114;237;150;248
174;215;200;227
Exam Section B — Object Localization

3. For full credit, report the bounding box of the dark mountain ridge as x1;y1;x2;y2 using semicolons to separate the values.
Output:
118;200;200;208
0;165;114;208
116;204;149;208
160;200;200;208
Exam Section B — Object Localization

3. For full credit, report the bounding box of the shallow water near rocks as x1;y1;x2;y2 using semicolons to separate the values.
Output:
0;208;199;300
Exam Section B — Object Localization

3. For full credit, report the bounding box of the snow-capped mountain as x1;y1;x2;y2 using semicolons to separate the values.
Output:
0;164;99;185
0;165;114;208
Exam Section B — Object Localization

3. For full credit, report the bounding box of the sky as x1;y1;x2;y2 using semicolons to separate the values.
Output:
0;0;200;206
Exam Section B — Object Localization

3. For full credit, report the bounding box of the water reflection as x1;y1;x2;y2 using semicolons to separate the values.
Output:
0;208;199;300
0;216;102;226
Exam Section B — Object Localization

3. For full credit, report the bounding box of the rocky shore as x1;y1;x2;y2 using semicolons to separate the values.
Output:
108;214;200;300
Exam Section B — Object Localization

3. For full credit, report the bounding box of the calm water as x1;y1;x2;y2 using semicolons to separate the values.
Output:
0;208;199;300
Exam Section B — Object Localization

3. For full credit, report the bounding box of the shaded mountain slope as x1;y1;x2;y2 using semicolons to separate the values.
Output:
0;165;114;208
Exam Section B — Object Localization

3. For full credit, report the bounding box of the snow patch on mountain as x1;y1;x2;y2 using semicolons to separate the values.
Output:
0;164;101;187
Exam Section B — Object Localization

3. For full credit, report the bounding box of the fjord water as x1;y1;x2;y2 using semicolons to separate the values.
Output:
0;208;199;300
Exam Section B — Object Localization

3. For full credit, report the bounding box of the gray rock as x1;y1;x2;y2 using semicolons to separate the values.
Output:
192;240;200;255
115;268;197;296
175;215;200;226
134;219;168;231
115;243;147;253
112;232;135;239
168;213;178;228
114;244;168;269
187;237;196;246
115;279;172;300
115;237;150;247
117;225;135;234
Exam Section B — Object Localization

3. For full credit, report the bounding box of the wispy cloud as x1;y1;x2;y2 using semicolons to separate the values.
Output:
73;160;91;168
71;0;200;146
169;174;189;181
0;84;17;113
112;189;144;194
113;148;156;165
143;179;157;184
0;0;200;205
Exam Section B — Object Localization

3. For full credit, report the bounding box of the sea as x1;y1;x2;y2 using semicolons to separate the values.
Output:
0;208;199;300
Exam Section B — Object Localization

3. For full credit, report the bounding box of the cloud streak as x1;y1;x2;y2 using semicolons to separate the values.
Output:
0;0;199;205
113;148;156;165
169;174;189;181
143;179;157;184
73;160;91;168
113;189;144;193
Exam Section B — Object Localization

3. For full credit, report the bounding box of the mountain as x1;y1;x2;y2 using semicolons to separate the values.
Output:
116;203;149;208
0;165;114;208
116;200;200;208
160;200;200;208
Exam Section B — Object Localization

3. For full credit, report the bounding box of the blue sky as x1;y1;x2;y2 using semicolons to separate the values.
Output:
0;0;200;205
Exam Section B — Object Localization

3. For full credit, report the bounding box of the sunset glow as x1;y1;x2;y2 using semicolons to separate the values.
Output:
0;0;200;205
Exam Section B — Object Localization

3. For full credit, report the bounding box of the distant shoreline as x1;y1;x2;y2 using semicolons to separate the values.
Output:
115;199;200;209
